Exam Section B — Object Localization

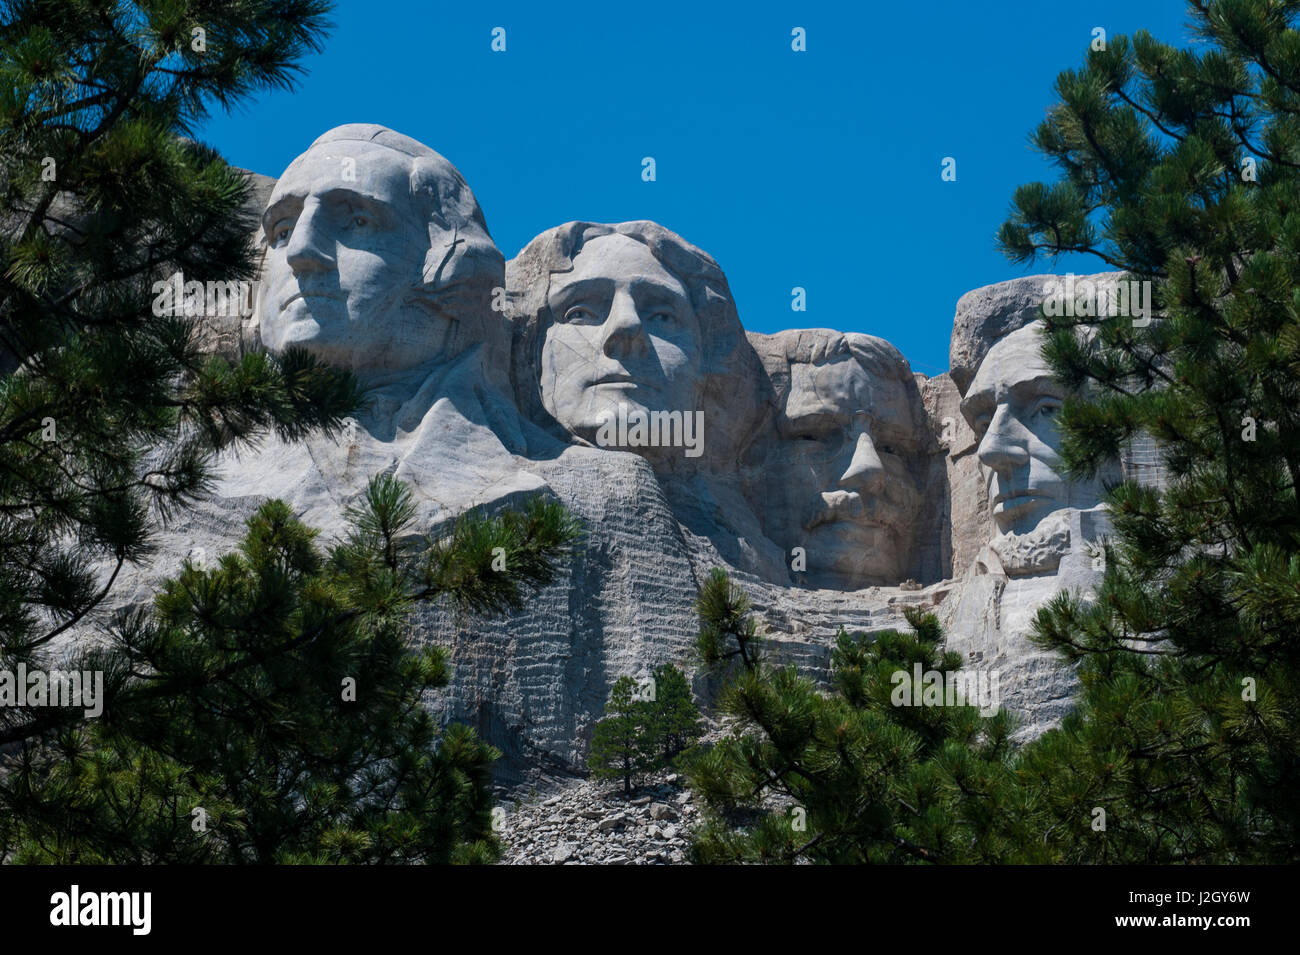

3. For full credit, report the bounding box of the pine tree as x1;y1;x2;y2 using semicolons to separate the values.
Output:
0;1;590;861
588;676;659;797
695;567;764;670
4;475;581;863
646;663;702;764
0;0;362;755
998;0;1300;862
687;569;1029;864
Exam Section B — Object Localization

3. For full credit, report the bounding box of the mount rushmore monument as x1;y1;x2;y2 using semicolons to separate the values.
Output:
105;124;1137;780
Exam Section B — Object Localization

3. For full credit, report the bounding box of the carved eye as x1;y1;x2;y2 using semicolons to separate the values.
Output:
794;434;842;460
563;305;601;325
270;221;293;246
348;215;368;228
646;308;676;324
1036;401;1061;419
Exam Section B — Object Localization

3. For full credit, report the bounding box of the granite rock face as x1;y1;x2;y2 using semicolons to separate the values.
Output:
743;329;931;590
939;320;1120;736
89;125;1129;779
949;275;1053;394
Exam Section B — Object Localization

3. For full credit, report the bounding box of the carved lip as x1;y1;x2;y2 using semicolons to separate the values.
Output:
281;290;343;312
992;491;1054;516
806;491;900;531
993;488;1049;503
587;373;645;391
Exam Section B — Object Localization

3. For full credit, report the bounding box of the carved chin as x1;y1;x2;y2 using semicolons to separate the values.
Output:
550;392;648;438
989;511;1071;576
271;321;355;360
803;521;905;586
267;314;323;348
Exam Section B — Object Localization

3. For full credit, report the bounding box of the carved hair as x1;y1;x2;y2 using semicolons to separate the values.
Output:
765;329;912;395
250;124;506;362
507;220;764;461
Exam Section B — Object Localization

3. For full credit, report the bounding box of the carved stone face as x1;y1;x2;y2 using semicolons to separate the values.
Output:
961;321;1097;540
539;234;703;443
258;141;451;376
772;337;921;587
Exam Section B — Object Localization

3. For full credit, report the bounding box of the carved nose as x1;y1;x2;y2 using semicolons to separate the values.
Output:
839;431;886;494
977;406;1031;473
285;202;335;274
600;290;649;360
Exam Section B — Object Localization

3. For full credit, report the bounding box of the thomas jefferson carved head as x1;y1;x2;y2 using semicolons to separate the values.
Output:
508;221;756;465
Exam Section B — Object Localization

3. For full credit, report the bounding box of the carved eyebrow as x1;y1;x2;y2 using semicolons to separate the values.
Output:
781;407;851;433
1009;374;1065;402
262;195;302;232
961;371;1061;415
781;414;840;437
626;276;689;301
959;390;995;425
314;189;399;228
313;187;390;210
262;188;396;234
547;276;612;303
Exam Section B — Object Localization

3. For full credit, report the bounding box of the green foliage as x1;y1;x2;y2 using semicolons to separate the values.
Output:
0;0;587;866
692;2;1300;865
423;496;586;617
695;567;763;669
3;475;581;862
997;0;1300;862
688;569;1030;864
589;663;703;795
0;0;361;752
588;676;659;796
646;663;703;764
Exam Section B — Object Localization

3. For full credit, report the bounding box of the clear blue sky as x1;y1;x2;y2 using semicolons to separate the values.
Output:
197;0;1194;377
